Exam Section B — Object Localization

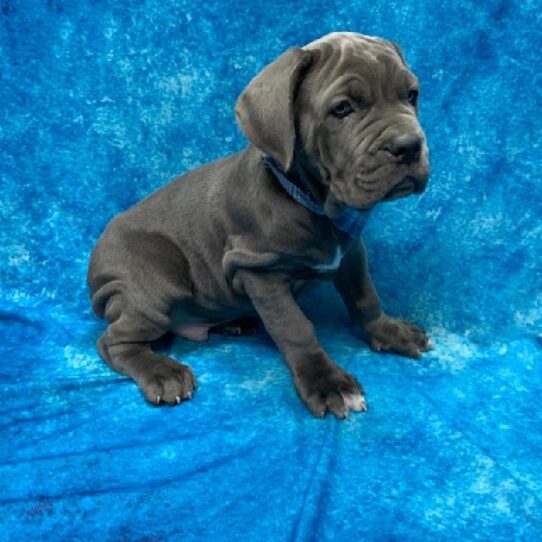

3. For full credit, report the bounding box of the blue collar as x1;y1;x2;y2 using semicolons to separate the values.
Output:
262;155;371;238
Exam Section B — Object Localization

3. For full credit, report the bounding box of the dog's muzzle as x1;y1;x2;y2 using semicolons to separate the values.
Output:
382;174;428;202
380;131;429;201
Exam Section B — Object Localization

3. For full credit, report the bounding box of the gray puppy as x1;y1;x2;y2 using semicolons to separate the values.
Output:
87;32;431;418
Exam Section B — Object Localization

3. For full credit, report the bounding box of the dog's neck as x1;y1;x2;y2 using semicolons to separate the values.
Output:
288;149;345;218
263;152;372;238
287;150;326;204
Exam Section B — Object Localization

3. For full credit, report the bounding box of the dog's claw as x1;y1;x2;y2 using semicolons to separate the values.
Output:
175;396;181;404
357;396;368;412
156;395;161;405
342;392;367;412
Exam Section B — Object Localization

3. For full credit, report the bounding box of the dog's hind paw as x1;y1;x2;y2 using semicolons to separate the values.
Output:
137;357;197;406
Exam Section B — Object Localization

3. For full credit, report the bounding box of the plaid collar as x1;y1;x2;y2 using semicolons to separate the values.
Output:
262;154;371;237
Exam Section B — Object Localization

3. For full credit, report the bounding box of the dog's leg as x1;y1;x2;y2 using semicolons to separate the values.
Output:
97;292;196;405
237;270;366;418
334;240;431;358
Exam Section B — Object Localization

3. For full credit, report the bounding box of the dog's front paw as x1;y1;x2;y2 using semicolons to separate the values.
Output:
136;357;197;406
294;359;367;419
361;314;431;359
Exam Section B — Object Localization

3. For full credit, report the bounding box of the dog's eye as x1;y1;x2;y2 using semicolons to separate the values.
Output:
330;100;354;119
408;89;419;107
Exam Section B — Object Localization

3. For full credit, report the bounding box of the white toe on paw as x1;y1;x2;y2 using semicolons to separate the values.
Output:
341;393;368;412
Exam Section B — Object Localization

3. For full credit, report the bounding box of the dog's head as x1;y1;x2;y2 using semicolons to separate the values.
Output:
235;32;430;212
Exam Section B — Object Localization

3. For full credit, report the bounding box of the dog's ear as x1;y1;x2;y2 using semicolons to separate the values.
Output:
235;47;313;172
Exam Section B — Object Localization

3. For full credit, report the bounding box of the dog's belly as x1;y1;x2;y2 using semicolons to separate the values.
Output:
168;295;252;342
168;269;328;342
163;241;344;342
172;323;212;342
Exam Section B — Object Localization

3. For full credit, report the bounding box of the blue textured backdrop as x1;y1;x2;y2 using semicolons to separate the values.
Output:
1;1;541;540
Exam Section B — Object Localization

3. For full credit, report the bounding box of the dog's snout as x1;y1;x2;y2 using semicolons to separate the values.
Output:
385;134;421;165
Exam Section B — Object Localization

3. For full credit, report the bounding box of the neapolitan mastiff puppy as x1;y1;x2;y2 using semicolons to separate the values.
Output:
87;32;431;418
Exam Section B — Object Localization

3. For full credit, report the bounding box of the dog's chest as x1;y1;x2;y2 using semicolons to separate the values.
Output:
311;244;344;272
293;240;348;285
290;244;344;295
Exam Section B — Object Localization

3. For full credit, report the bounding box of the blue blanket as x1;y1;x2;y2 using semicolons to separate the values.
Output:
1;1;541;540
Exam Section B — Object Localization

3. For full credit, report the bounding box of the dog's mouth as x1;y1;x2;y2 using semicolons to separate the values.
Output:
382;175;428;202
329;167;430;212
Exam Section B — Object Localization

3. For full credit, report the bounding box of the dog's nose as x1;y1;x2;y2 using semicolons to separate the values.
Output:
385;134;421;164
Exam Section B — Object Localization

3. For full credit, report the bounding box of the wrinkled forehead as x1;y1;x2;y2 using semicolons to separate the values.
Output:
300;32;418;106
